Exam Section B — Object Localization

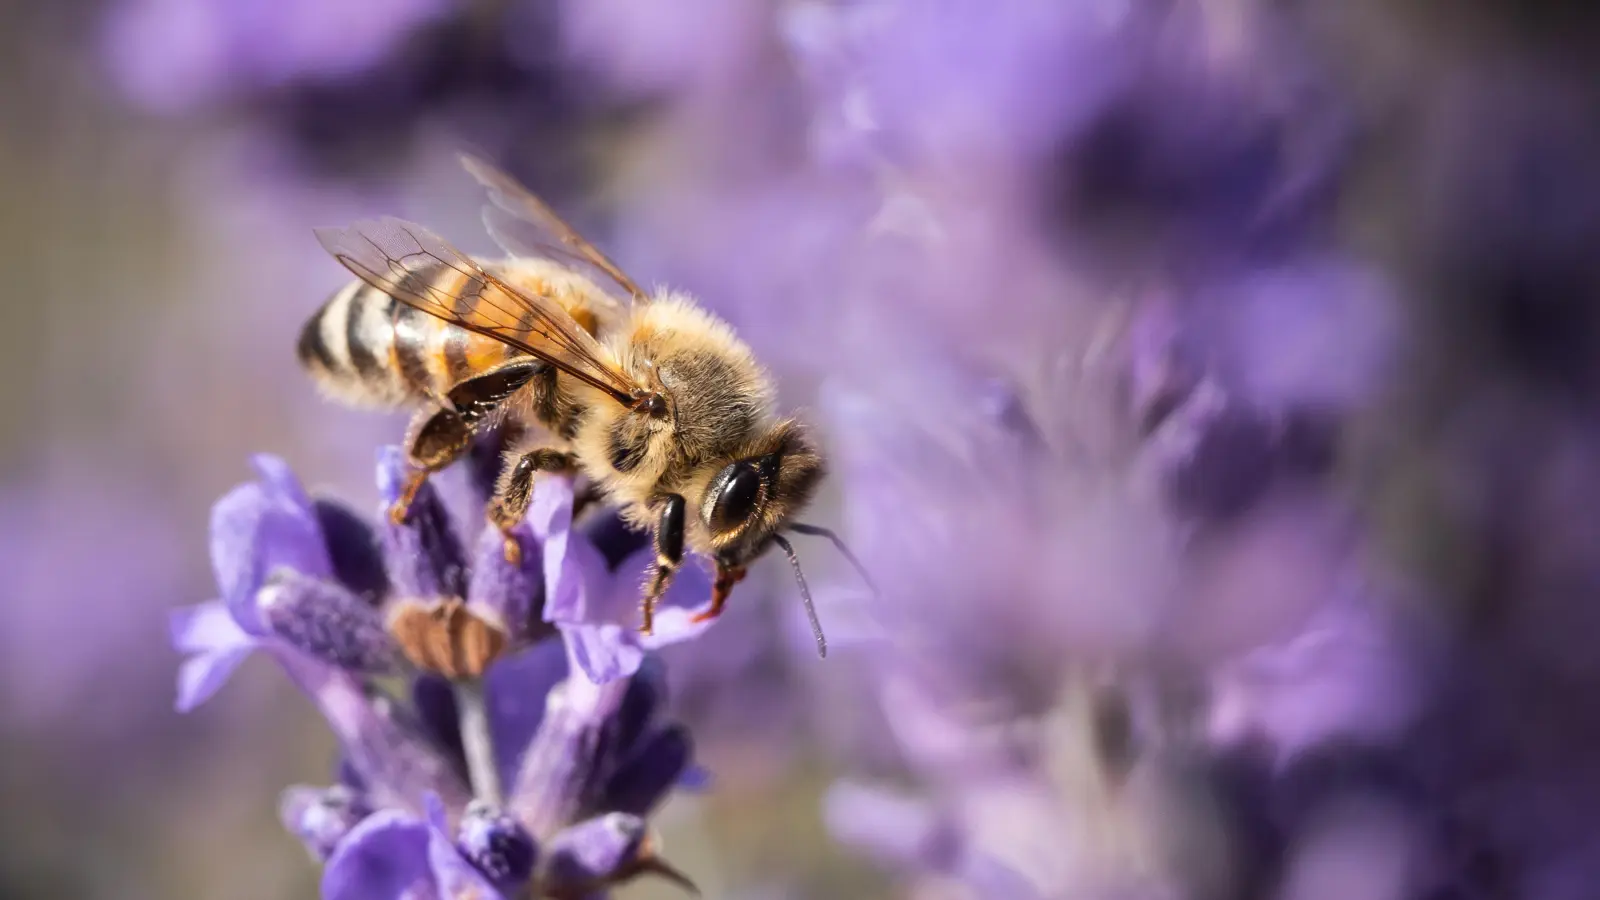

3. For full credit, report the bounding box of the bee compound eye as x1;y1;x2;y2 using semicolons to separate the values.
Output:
711;462;762;532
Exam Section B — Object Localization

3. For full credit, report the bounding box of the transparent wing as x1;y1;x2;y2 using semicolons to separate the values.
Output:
458;152;650;306
314;216;644;407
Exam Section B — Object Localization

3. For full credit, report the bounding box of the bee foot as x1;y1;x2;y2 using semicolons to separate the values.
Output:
389;470;427;526
501;534;523;566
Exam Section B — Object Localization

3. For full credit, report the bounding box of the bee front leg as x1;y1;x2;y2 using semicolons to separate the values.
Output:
691;562;746;625
641;494;686;636
394;407;474;525
490;447;577;564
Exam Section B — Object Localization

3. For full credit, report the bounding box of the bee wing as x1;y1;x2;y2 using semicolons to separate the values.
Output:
314;216;645;407
458;152;650;307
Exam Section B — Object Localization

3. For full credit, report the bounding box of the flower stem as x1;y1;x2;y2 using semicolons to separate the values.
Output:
454;679;502;804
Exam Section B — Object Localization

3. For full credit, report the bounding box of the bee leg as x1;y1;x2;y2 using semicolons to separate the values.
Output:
640;494;686;635
690;563;746;625
489;447;577;564
394;407;474;525
445;360;544;430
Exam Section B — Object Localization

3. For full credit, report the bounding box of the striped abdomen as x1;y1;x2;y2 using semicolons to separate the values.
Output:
297;275;521;409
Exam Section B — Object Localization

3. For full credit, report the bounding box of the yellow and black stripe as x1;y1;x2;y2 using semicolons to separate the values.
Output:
297;269;520;409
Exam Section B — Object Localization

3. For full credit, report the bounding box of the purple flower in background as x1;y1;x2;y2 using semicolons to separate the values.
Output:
101;0;456;114
172;448;705;897
751;1;1431;897
561;0;766;98
119;0;1563;895
97;0;607;182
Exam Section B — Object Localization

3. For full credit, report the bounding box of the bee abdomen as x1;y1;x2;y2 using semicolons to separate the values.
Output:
297;282;414;408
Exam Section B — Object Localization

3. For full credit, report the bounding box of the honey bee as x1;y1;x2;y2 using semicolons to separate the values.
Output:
300;154;866;655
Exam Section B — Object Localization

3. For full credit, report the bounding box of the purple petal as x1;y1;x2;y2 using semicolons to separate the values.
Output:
609;547;717;650
559;623;646;685
580;508;651;571
825;784;1038;897
468;517;547;644
554;549;715;684
377;446;468;601
534;474;614;621
822;781;948;868
210;459;331;635
422;791;449;830
612;655;668;753
275;651;471;816
532;477;611;626
252;453;314;508
527;469;576;541
280;784;374;861
411;675;466;768
171;601;259;711
957;858;1043;900
507;675;630;838
314;497;390;601
337;756;368;792
824;785;1037;896
677;764;713;792
542;813;648;890
321;810;434;900
602;724;693;817
1205;596;1422;764
170;600;253;655
484;640;568;785
257;571;402;674
207;484;287;634
1144;382;1278;520
424;794;510;900
174;641;257;713
465;435;507;508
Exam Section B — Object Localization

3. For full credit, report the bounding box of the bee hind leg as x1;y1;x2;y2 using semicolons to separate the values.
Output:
397;361;546;528
490;447;577;564
394;407;474;525
640;494;686;636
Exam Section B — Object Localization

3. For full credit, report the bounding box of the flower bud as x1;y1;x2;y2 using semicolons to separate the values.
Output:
280;784;372;861
457;800;538;887
258;570;401;674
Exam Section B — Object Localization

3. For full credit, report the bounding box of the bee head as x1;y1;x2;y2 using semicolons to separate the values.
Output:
700;418;873;660
701;418;824;567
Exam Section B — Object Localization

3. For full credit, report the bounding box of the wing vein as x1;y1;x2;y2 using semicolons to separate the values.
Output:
458;153;649;306
315;218;642;407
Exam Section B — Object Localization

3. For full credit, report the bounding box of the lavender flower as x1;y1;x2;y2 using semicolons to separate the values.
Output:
97;0;609;184
172;448;708;897
100;0;453;115
71;0;1600;893
685;2;1442;897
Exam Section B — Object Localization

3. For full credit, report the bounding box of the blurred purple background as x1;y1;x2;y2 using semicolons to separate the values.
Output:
8;0;1600;896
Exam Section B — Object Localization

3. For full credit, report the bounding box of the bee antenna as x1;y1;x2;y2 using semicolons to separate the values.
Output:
788;522;880;598
771;534;827;659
